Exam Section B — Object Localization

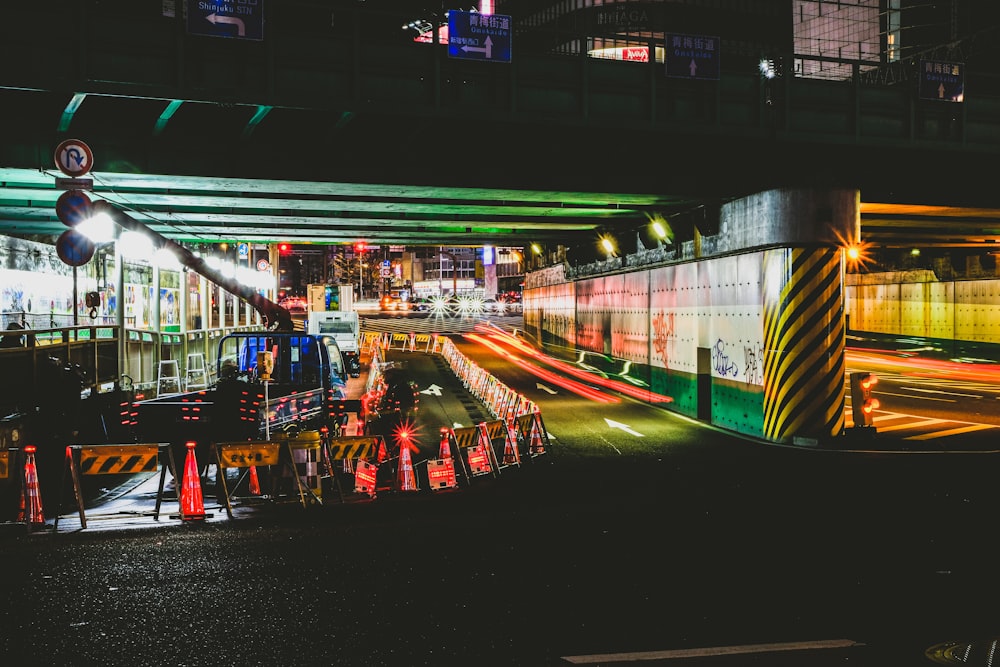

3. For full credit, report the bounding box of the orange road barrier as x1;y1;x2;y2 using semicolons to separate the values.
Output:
503;417;522;467
519;411;550;457
181;441;207;521
212;441;301;517
354;459;377;497
426;457;457;491
19;445;44;528
324;435;383;502
55;443;174;531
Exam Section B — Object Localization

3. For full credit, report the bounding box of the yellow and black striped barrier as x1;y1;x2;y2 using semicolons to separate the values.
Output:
56;443;174;531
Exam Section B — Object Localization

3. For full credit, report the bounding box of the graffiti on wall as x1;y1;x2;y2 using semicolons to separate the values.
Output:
651;310;674;364
711;337;765;385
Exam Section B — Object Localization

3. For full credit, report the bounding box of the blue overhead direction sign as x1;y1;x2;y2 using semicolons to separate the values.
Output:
919;60;964;102
186;0;264;41
664;33;720;80
448;10;512;63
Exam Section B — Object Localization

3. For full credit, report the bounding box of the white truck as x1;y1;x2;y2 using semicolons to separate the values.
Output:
308;310;361;377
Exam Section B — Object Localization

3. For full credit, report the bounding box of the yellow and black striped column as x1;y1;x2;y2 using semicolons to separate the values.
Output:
762;247;846;442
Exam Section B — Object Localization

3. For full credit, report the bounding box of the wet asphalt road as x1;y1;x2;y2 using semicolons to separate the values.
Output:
4;349;1000;665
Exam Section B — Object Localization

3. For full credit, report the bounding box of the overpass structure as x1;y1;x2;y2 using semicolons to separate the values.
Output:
4;2;1000;445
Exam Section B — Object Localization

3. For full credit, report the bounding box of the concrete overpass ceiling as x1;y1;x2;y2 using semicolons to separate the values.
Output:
3;3;1000;255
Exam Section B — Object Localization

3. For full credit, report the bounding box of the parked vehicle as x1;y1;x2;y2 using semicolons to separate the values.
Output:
308;310;361;377
131;332;355;458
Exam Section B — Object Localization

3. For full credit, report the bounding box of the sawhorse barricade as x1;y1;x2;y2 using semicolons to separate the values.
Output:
446;425;498;486
212;441;288;518
515;411;550;457
54;443;175;531
324;435;384;501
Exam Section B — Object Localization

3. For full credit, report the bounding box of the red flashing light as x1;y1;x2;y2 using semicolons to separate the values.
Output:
25;445;36;454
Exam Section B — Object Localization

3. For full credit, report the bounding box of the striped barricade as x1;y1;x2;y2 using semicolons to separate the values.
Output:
516;411;550;458
325;435;385;500
55;443;173;531
211;441;284;518
481;419;520;470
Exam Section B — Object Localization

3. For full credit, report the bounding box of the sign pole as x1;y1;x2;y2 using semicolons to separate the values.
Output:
264;380;270;440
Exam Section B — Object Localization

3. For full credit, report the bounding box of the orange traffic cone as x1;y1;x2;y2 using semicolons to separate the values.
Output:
396;441;418;492
19;445;44;527
376;438;388;464
248;465;261;496
438;428;452;460
181;441;206;521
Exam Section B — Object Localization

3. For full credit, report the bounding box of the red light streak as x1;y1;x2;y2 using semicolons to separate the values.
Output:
473;328;674;403
464;333;619;403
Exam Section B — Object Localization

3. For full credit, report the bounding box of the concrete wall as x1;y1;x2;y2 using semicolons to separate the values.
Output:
524;188;855;445
846;272;1000;343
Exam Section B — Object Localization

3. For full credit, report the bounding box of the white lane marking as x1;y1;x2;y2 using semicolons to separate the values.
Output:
561;638;863;663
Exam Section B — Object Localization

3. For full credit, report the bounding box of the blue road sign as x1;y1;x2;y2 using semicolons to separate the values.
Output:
55;190;93;228
664;33;720;80
56;230;96;267
448;11;512;63
919;60;964;102
186;0;264;41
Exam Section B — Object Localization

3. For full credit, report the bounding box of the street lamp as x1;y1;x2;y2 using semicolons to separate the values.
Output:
600;237;617;259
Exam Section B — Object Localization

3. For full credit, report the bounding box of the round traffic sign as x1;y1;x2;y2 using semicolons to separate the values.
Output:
54;139;94;177
256;258;270;272
56;229;96;267
55;189;93;227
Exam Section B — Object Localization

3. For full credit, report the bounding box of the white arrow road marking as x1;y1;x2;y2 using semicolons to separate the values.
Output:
604;418;644;437
536;383;557;395
420;384;443;396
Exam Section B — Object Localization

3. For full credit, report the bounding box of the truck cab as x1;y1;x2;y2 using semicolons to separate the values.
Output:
307;311;361;377
219;332;347;391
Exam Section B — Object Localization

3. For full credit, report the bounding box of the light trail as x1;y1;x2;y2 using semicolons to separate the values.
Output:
464;333;619;403
475;327;674;404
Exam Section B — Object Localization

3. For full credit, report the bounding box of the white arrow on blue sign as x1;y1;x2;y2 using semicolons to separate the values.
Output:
448;11;512;63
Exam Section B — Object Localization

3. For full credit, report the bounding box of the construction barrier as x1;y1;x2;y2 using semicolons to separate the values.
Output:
211;441;284;518
324;434;385;501
55;443;176;530
275;430;324;506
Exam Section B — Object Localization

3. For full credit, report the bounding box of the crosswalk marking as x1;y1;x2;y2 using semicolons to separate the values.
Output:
870;417;946;433
904;423;997;440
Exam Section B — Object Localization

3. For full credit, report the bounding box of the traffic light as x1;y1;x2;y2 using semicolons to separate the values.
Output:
278;243;291;255
355;242;366;254
850;371;879;428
